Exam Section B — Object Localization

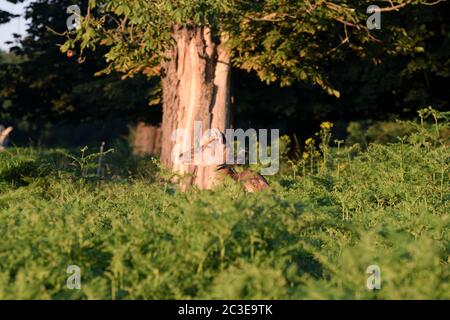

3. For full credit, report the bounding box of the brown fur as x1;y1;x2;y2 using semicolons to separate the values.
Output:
217;164;270;193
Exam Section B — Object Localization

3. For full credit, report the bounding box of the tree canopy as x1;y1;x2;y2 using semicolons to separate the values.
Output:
0;0;160;124
64;0;444;95
0;0;448;147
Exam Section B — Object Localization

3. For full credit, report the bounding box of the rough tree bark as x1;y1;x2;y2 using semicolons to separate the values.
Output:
132;122;162;156
160;24;231;190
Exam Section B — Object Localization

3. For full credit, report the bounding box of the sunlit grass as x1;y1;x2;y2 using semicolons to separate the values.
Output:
0;110;448;299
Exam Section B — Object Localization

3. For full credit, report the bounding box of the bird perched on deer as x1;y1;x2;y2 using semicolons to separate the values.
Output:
179;130;269;193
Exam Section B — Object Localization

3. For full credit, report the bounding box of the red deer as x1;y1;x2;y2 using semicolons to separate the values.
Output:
179;130;269;192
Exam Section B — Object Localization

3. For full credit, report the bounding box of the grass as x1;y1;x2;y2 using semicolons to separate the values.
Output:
0;111;448;299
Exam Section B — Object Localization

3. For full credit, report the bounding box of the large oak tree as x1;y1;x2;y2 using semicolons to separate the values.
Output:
62;0;443;188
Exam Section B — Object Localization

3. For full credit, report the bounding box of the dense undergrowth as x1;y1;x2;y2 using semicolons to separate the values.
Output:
0;110;448;299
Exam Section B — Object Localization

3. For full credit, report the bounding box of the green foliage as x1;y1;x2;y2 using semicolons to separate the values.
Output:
347;120;418;146
346;108;450;146
0;149;41;189
64;0;445;93
0;0;159;126
0;111;448;299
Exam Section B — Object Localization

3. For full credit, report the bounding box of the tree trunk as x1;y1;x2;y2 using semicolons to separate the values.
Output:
160;24;231;190
132;122;162;156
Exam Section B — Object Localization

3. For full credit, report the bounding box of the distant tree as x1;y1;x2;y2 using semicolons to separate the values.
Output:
0;0;160;143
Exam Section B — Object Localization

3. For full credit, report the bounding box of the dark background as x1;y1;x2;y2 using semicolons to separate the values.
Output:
1;0;449;148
